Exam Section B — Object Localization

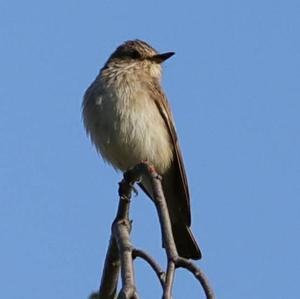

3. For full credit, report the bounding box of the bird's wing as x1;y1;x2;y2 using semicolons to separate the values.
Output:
146;80;191;226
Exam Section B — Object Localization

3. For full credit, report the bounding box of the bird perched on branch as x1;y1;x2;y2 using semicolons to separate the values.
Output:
82;39;201;259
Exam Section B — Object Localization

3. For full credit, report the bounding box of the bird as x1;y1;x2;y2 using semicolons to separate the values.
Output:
82;39;201;260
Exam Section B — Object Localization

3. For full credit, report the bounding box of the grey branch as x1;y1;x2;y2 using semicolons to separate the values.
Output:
90;162;215;299
132;248;165;287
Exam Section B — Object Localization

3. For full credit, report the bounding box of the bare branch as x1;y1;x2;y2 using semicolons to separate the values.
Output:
132;249;165;287
163;261;176;299
97;235;120;299
90;162;215;299
114;180;139;299
113;216;138;299
176;257;215;299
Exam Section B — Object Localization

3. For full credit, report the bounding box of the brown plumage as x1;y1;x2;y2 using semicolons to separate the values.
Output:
82;40;201;259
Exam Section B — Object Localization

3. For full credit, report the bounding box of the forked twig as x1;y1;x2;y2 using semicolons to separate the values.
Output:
90;162;215;299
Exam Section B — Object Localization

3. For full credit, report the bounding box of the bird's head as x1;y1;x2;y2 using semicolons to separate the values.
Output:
104;39;175;80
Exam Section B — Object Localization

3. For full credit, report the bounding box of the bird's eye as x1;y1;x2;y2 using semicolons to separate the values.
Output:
129;50;141;59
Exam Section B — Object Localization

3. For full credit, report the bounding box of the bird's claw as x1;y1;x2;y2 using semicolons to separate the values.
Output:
130;183;139;196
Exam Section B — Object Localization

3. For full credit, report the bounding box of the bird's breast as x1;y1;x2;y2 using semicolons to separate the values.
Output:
83;79;173;174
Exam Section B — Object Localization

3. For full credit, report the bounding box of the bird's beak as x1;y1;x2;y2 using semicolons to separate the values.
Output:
151;52;175;63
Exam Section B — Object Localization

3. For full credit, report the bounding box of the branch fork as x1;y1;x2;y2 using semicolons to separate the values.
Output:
90;162;215;299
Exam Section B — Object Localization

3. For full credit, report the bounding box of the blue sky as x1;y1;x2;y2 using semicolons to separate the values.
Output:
1;1;299;298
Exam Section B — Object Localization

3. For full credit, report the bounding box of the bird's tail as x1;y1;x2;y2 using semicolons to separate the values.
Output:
138;173;202;260
172;223;202;260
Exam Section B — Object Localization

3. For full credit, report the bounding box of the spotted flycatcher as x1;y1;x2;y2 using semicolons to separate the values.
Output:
82;40;201;259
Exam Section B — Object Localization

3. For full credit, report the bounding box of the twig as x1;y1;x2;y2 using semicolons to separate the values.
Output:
113;213;138;299
96;180;139;299
176;257;215;299
132;249;165;287
114;180;139;299
124;162;215;299
97;235;120;299
91;162;215;299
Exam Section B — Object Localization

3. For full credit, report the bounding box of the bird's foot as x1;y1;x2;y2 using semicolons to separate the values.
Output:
140;160;157;174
